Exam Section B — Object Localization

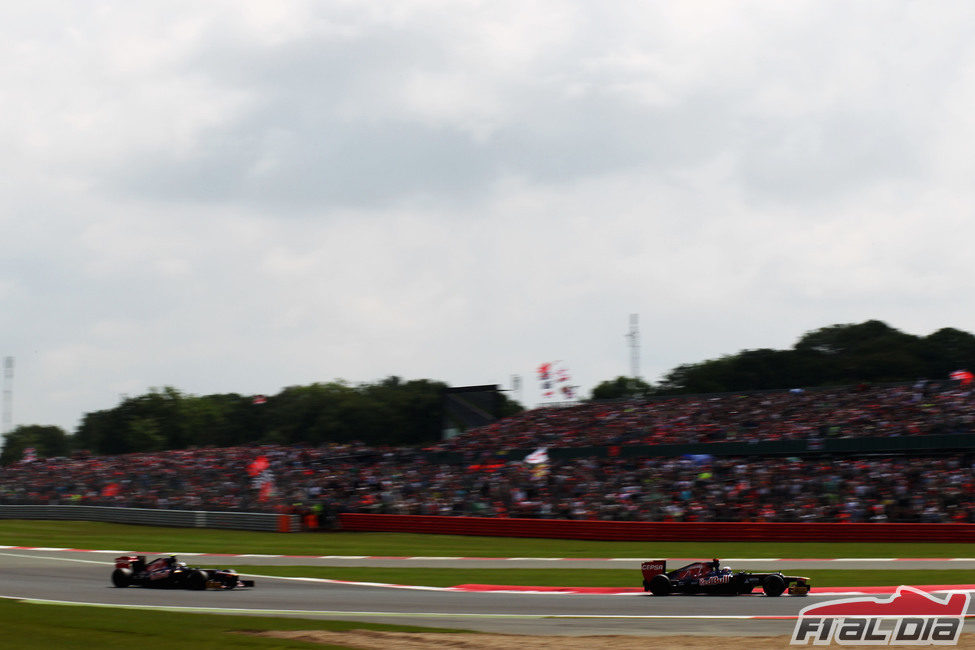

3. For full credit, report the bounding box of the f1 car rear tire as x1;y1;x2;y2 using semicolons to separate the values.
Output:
762;574;786;597
648;574;672;597
187;570;208;591
111;568;132;588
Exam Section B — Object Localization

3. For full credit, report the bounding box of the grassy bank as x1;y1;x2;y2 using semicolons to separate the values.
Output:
0;597;468;649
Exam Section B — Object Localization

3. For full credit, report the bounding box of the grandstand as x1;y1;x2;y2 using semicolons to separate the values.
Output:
1;380;973;525
441;384;503;439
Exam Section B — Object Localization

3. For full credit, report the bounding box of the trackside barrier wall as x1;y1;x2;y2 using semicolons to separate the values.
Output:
338;513;975;543
0;505;299;532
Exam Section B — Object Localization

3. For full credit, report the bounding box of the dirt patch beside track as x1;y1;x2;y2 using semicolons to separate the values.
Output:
243;629;975;648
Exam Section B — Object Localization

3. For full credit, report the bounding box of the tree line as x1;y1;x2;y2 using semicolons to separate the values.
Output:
4;320;975;464
0;377;521;464
591;320;975;399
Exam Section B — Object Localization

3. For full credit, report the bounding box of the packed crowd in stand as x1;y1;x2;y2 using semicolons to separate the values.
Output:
433;381;975;453
1;446;972;524
313;454;975;524
1;382;974;524
0;443;398;514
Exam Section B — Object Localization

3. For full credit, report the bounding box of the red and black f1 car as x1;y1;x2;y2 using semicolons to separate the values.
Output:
111;555;255;590
641;559;810;597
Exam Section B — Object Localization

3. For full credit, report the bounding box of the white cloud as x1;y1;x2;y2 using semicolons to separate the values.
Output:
2;1;975;434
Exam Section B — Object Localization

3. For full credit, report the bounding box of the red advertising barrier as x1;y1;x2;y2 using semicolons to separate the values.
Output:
337;513;975;543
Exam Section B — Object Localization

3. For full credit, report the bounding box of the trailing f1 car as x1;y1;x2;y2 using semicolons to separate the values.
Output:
641;558;809;597
111;555;255;590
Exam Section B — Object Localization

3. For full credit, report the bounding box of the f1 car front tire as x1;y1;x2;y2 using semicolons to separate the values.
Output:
762;574;786;597
648;574;672;597
111;568;132;588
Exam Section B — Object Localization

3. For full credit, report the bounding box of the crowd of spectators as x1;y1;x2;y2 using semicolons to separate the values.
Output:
314;454;975;524
433;381;975;453
0;443;405;513
1;445;973;524
1;382;974;524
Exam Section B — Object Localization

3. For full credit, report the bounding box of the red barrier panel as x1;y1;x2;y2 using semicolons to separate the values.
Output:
337;513;975;543
277;514;292;533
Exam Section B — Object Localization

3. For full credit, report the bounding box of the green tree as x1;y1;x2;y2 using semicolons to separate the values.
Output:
658;359;737;394
177;393;255;447
654;320;966;394
74;408;125;454
0;425;70;465
125;416;165;452
794;320;915;356
590;376;653;400
75;387;188;454
497;391;523;418
924;328;975;377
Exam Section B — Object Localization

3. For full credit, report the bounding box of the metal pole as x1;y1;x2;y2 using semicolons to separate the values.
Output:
626;314;640;380
2;356;13;435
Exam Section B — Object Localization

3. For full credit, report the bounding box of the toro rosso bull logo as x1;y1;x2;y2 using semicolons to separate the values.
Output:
791;586;970;645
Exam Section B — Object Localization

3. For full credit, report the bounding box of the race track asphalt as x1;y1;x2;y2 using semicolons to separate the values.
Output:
1;549;973;637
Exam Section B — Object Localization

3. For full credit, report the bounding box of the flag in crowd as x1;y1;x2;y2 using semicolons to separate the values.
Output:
537;361;575;400
247;455;269;476
101;482;121;497
950;369;974;385
524;447;549;464
524;446;549;480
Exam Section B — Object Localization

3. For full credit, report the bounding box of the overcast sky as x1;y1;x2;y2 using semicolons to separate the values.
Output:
3;1;975;434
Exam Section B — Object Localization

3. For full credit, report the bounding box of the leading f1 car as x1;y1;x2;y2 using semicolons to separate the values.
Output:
111;555;255;590
641;558;810;596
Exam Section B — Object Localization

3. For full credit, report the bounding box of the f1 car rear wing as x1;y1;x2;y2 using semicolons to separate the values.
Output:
640;560;666;580
115;555;147;570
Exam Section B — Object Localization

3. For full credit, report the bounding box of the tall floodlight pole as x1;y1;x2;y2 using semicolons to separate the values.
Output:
626;314;640;381
2;356;12;436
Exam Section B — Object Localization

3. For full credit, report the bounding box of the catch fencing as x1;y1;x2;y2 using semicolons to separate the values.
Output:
338;513;975;543
0;504;299;532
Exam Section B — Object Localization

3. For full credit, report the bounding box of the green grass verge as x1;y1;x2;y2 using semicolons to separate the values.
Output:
0;597;473;649
222;566;975;588
2;520;972;558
